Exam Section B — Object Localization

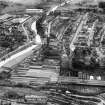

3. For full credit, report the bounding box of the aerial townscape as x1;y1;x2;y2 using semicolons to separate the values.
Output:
1;0;105;105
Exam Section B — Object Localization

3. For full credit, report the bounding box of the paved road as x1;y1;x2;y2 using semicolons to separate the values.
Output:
58;76;105;86
70;13;88;51
21;16;31;42
48;91;105;105
31;16;42;44
21;15;40;42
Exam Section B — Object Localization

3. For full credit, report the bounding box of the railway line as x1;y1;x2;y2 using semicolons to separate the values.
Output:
48;91;105;105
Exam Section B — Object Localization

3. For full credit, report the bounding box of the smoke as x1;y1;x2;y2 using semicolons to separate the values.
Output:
0;0;44;5
71;0;98;3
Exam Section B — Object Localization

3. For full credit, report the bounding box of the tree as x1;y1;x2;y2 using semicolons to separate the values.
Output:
0;23;27;51
0;71;11;79
36;14;46;38
99;2;105;10
72;47;99;71
3;91;19;99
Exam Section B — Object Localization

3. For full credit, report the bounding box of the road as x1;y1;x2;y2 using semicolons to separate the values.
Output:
88;19;98;46
21;15;39;42
21;16;32;42
58;76;105;86
70;13;88;51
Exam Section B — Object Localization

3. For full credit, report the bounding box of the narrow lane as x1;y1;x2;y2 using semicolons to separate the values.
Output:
21;16;32;42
